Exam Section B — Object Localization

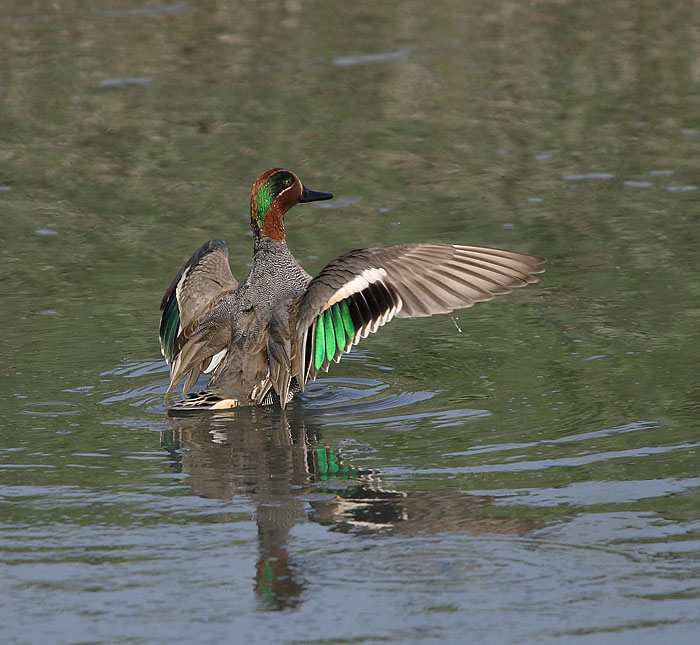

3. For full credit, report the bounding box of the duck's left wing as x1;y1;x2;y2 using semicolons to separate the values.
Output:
159;239;239;395
291;243;545;388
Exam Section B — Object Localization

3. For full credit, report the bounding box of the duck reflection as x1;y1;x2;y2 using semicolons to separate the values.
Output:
160;405;538;610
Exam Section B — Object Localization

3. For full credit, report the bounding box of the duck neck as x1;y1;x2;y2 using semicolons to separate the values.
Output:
253;227;288;255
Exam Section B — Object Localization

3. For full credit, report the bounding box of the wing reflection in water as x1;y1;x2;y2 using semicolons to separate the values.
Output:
160;406;539;610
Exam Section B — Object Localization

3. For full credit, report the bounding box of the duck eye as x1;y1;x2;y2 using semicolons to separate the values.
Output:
282;177;294;188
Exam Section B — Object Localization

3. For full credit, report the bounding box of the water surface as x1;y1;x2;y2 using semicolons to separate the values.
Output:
1;1;700;643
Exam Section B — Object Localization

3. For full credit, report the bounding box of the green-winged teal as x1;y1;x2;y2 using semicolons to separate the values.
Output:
159;168;544;410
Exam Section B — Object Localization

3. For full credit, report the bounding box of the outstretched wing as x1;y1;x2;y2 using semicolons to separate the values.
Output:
291;243;545;388
159;239;239;395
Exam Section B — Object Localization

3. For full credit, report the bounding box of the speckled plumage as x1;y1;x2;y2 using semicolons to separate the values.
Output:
159;168;545;411
202;239;312;406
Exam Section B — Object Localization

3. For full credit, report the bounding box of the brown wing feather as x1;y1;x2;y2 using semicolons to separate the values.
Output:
159;239;239;396
291;243;544;388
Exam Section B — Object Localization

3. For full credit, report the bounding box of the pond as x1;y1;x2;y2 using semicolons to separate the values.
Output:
1;1;700;643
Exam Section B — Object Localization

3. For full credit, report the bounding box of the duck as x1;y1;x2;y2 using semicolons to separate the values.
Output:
159;168;544;410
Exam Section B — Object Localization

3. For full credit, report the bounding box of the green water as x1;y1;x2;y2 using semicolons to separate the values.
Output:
1;1;700;643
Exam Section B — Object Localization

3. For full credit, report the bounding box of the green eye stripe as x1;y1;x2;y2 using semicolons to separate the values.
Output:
255;179;276;228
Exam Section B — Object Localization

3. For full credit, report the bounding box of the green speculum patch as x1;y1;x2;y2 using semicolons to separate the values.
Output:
314;313;326;371
160;295;180;362
313;300;356;371
339;300;355;339
323;309;335;363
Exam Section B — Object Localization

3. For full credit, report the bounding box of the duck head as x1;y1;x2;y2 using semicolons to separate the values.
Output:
250;168;333;242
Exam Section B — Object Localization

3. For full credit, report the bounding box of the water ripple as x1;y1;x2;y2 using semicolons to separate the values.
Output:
328;406;490;429
564;172;615;181
446;420;660;456
333;49;412;67
401;440;700;475
474;477;700;507
94;3;191;18
99;358;441;419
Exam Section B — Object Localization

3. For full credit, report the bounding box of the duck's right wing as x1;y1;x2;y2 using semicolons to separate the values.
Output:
159;239;239;396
